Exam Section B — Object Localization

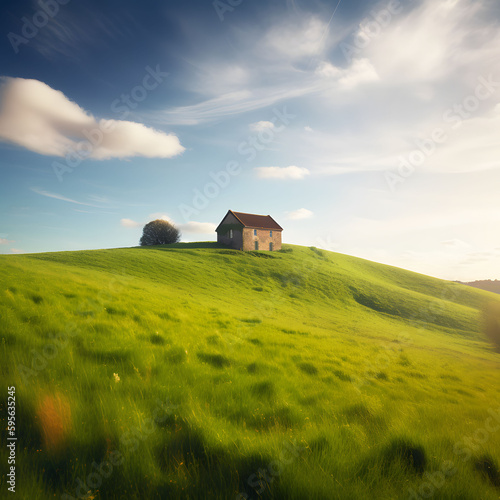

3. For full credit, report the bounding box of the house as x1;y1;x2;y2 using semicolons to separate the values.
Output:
215;210;283;251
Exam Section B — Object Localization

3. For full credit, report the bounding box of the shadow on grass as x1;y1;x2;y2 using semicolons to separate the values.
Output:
136;242;285;258
382;438;427;475
197;352;231;368
136;241;225;250
474;454;500;487
155;422;274;498
357;437;427;484
298;361;318;375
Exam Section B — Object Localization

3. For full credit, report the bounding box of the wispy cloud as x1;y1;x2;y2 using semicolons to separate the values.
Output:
74;209;118;214
358;0;498;84
255;166;310;180
0;78;185;159
10;248;24;254
152;61;379;125
0;238;13;245
87;195;111;204
150;13;375;125
287;208;314;220
152;85;321;125
31;187;108;208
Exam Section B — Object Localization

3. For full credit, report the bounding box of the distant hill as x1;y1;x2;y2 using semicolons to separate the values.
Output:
462;279;500;295
1;243;499;499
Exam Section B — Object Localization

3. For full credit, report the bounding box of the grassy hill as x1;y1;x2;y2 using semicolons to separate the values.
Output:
1;243;499;499
463;280;500;295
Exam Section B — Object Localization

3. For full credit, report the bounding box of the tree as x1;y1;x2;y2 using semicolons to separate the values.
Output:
140;219;181;246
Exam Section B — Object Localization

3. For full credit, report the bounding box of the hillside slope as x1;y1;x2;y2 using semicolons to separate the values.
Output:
0;243;499;499
464;279;500;295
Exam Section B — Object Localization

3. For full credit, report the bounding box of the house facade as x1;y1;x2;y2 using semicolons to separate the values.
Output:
216;210;283;251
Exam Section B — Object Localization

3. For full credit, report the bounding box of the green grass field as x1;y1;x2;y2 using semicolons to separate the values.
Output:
1;243;499;499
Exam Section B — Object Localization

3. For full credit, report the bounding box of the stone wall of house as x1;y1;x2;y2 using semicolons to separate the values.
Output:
242;227;282;251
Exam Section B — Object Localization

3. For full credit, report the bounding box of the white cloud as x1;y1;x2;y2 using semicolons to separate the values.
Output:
262;16;329;61
255;166;310;180
337;58;379;89
0;78;185;159
441;239;471;249
315;58;379;89
10;249;24;254
283;0;500;177
0;238;13;245
250;121;275;132
178;222;217;234
287;208;314;220
315;61;341;79
304;126;314;132
148;213;172;222
120;218;141;228
358;0;495;84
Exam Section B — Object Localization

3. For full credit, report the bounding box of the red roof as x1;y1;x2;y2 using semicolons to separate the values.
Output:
216;210;283;231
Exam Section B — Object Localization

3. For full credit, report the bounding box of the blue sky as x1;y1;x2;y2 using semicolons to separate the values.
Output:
1;0;500;281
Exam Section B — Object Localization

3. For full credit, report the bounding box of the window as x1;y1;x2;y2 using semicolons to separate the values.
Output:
270;230;273;237
254;229;257;236
269;242;273;251
229;229;233;238
255;241;259;250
